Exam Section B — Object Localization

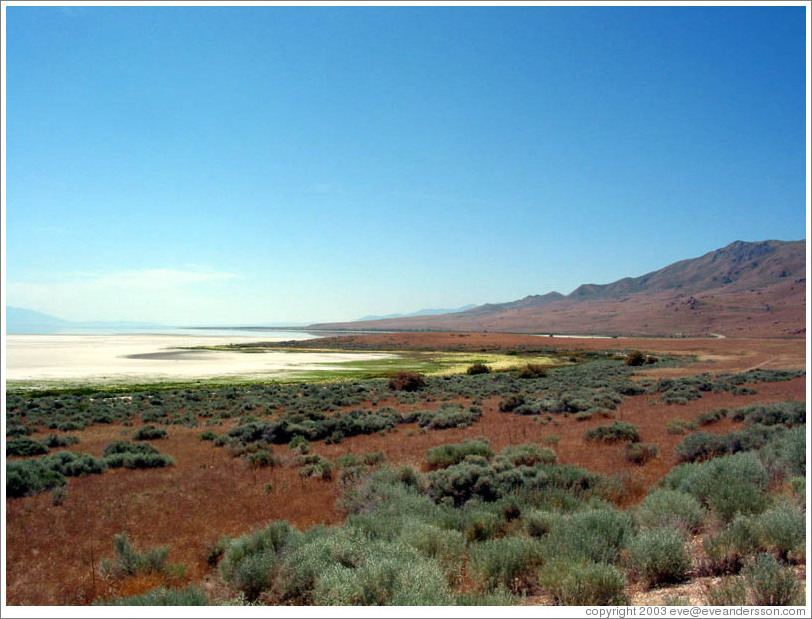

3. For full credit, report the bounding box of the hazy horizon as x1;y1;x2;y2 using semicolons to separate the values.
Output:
4;4;808;325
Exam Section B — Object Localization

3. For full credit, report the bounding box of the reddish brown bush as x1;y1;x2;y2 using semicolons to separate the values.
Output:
387;371;426;392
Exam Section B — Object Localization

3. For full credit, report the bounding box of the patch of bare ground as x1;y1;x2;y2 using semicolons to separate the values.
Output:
4;337;806;605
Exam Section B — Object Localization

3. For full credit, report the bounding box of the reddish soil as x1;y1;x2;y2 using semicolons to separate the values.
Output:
4;334;807;605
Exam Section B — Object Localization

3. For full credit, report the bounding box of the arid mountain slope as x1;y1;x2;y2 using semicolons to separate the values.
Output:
313;240;806;337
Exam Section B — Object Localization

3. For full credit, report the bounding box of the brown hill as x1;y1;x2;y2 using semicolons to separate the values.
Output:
312;240;806;337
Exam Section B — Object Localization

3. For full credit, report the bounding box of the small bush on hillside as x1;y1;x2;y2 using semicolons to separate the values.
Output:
523;510;559;538
625;351;646;367
500;443;557;467
628;528;691;587
463;509;508;542
387;371;426;392
426;439;494;470
498;394;526;413
102;440;174;469
625;442;658;465
540;559;629;605
697;409;728;425
701;516;759;576
661;452;770;522
133;424;168;440
289;435;310;455
466;363;491;375
704;577;749;605
469;536;544;593
415;405;482;430
220;520;301;601
94;585;209;606
42;434;80;448
666;419;698;435
753;503;806;562
744;554;805;606
297;454;333;481
42;451;107;477
100;533;173;578
399;521;467;586
544;508;635;565
584;421;640;444
636;489;705;534
6;459;66;497
6;438;49;457
516;364;547;379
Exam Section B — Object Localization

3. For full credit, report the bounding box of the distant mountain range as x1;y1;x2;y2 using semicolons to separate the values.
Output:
312;239;806;337
5;306;160;334
357;305;477;322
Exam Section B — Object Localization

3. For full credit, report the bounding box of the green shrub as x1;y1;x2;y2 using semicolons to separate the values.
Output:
662;452;770;522
697;408;728;425
219;521;300;600
498;394;526;413
499;443;557;467
628;528;691;587
99;533;172;578
540;559;629;605
415;405;482;430
102;440;160;457
314;542;453;606
105;452;175;469
232;552;276;601
544;508;635;565
6;459;66;497
469;536;544;593
133;424;168;440
297;454;333;480
463;509;508;542
584;421;640;443
636;489;705;533
42;451;108;477
289;435;311;455
625;442;658;465
244;449;279;468
516;363;547;378
94;585;209;606
42;434;80;448
666;419;698;435
732;401;806;427
6;438;49;457
399;520;467;585
199;431;218;441
753;503;806;561
744;554;805;606
523;510;559;538
455;588;517;605
701;516;759;576
426;439;494;470
103;440;174;469
704;577;749;605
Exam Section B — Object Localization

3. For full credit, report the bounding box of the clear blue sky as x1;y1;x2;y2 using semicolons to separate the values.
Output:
4;4;808;325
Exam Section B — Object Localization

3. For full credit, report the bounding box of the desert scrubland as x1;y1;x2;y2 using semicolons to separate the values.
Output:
4;332;807;607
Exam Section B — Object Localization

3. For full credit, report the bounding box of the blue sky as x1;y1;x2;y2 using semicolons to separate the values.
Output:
3;4;808;325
